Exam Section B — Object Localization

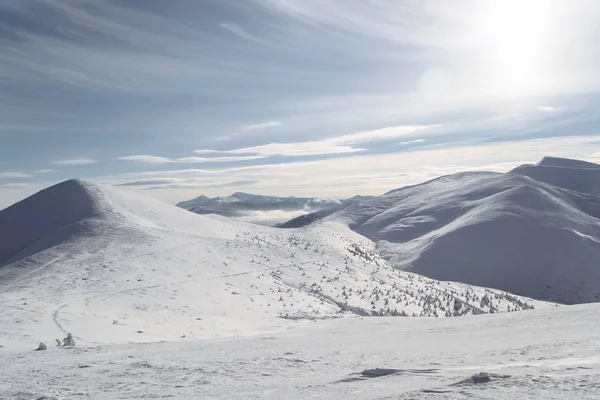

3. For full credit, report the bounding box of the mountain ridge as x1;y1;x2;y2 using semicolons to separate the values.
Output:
176;191;374;224
279;157;600;304
0;179;550;345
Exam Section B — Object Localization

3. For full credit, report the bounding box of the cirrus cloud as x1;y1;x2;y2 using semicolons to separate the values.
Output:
195;125;434;157
117;155;267;164
50;158;97;166
0;183;30;189
0;172;33;178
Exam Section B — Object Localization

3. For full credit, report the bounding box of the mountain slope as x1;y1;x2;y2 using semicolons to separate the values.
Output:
0;180;548;346
309;161;600;304
511;156;600;196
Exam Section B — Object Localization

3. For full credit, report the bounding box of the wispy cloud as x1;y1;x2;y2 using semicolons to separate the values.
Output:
0;172;33;178
538;106;558;112
50;158;97;166
110;135;600;204
116;178;182;187
240;120;281;132
195;125;434;157
218;22;272;46
117;155;266;163
33;169;58;174
400;139;426;145
0;183;30;189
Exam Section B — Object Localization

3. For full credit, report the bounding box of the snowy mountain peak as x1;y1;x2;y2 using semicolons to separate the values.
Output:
280;160;600;304
0;179;110;267
535;156;600;169
512;156;600;196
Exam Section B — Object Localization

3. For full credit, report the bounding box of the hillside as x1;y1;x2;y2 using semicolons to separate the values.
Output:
285;158;600;304
511;156;600;196
0;180;548;346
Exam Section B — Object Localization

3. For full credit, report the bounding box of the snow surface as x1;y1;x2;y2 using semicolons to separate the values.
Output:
315;159;600;304
511;156;600;196
0;180;550;348
0;178;596;399
1;303;598;399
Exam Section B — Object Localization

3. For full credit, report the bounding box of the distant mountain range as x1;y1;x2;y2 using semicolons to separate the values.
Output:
176;192;374;222
279;157;600;304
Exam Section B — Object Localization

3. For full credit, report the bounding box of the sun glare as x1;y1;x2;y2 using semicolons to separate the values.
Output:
476;0;557;96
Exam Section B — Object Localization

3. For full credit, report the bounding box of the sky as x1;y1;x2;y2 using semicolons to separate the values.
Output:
2;0;600;210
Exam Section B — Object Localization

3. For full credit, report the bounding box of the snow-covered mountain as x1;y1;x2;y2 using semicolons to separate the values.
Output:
0;180;548;347
176;192;372;224
511;155;600;196
286;157;600;305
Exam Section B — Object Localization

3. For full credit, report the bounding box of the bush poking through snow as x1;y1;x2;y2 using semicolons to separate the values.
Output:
58;333;75;347
471;372;491;383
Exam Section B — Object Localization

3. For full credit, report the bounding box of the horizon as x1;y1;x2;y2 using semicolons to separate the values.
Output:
1;154;594;215
3;1;600;209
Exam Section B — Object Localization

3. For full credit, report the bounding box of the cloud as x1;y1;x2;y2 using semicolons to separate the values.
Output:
240;120;281;132
51;158;97;166
107;135;600;205
117;155;173;164
219;180;260;187
0;183;30;189
206;142;360;157
117;155;266;163
0;172;33;178
117;178;182;186
33;169;58;174
145;180;260;190
232;209;310;226
538;106;558;112
114;176;259;189
218;22;271;46
195;125;434;157
400;139;426;145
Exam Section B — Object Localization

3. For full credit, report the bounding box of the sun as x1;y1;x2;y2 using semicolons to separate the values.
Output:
475;0;557;96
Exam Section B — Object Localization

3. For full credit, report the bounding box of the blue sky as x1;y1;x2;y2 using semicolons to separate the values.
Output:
2;0;600;209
